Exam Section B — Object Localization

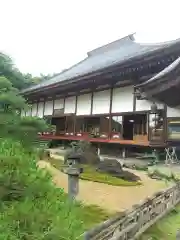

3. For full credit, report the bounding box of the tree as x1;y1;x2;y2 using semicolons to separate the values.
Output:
0;76;49;147
0;52;61;90
0;52;29;90
0;76;87;240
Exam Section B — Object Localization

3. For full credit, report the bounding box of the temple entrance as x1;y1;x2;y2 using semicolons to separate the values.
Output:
51;116;66;135
122;114;148;141
123;115;134;140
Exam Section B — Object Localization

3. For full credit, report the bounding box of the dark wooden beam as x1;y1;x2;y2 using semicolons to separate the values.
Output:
108;87;113;137
133;86;136;111
36;101;39;116
42;101;45;118
73;95;78;134
90;91;94;115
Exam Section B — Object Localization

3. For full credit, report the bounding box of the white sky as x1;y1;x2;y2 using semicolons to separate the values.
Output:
0;0;180;76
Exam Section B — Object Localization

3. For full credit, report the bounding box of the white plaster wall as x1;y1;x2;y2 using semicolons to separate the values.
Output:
76;93;91;115
92;90;111;114
44;101;53;116
31;103;37;117
112;86;133;113
54;99;64;109
136;99;164;111
37;102;44;118
26;107;32;116
64;96;76;114
21;110;26;117
167;106;180;117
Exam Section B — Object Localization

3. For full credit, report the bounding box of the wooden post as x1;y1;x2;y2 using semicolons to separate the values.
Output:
73;95;78;135
36;101;39;116
109;87;113;139
90;91;94;115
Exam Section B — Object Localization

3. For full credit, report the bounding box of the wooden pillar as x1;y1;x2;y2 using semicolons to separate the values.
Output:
63;96;66;112
50;98;55;125
109;87;113;138
30;102;33;117
73;95;78;135
133;86;136;112
163;104;167;142
52;98;55;116
63;96;66;133
90;91;94;115
65;116;67;132
42;99;45;118
36;101;39;117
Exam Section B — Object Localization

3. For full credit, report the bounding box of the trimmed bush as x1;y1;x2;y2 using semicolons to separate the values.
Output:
0;139;106;239
96;159;141;182
148;169;178;182
64;140;100;165
47;158;141;186
81;165;141;186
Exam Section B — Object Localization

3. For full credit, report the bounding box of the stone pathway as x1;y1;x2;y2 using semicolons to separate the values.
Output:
38;160;172;213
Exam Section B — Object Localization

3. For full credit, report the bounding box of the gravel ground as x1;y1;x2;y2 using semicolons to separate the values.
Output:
38;160;172;213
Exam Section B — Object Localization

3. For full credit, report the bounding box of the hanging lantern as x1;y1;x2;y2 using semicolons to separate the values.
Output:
151;103;158;113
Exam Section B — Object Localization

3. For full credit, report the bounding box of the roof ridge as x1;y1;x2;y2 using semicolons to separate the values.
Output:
87;33;135;57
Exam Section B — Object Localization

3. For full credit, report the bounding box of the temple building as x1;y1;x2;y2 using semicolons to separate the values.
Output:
21;34;180;150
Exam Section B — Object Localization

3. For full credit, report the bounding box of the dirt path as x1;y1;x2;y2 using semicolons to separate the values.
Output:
38;160;172;212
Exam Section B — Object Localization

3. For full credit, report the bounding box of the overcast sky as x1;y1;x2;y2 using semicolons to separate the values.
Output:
0;0;180;76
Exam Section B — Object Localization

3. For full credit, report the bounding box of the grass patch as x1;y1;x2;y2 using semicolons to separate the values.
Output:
147;168;178;182
81;165;141;186
140;206;180;240
45;157;141;187
80;204;115;230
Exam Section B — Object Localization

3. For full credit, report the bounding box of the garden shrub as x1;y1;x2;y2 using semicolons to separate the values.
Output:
0;139;88;239
148;168;178;182
64;140;100;165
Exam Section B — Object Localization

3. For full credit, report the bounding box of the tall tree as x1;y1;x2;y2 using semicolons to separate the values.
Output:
0;52;60;90
0;76;49;147
0;52;29;90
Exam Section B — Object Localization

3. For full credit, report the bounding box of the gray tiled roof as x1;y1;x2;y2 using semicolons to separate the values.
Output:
137;56;180;88
22;34;180;93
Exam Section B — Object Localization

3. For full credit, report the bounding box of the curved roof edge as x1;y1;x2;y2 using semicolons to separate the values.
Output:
137;56;180;89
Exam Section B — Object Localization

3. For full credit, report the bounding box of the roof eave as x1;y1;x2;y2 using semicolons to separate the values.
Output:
22;41;180;96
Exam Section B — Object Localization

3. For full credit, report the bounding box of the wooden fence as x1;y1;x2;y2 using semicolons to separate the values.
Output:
82;182;180;239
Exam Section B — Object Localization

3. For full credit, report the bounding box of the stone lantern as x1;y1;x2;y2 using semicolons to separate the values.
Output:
63;154;83;200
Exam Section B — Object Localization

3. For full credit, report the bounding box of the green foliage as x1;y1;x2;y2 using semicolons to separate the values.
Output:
0;53;28;90
18;116;50;147
64;140;100;165
123;163;148;171
0;76;49;148
140;205;180;240
0;76;27;112
0;139;111;239
64;141;92;158
148;169;178;182
80;165;141;186
0;52;57;90
37;148;50;160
